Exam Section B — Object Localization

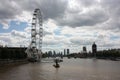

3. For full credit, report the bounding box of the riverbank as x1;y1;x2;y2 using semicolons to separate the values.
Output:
96;57;120;61
0;59;29;66
67;57;120;61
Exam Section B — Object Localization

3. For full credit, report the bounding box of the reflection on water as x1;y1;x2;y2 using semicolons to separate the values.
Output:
0;58;120;80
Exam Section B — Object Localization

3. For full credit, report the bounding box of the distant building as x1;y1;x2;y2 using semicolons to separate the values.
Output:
0;47;27;59
92;42;97;57
83;46;87;57
67;49;70;55
64;49;66;56
48;51;52;57
53;50;56;57
83;46;87;53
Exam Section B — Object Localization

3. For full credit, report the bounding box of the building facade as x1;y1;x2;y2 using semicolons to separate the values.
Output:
67;49;70;55
64;49;66;56
83;46;87;53
92;42;97;57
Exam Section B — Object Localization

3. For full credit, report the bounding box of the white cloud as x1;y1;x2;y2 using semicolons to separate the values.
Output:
0;0;120;53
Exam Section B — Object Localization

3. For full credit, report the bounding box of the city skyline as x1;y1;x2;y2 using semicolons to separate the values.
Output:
0;0;120;53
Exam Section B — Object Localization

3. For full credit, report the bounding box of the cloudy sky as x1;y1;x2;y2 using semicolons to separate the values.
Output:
0;0;120;53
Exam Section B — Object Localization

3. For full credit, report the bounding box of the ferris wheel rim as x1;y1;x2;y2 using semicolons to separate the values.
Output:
31;8;43;52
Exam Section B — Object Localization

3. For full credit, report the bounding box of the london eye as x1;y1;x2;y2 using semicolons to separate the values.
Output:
26;8;43;62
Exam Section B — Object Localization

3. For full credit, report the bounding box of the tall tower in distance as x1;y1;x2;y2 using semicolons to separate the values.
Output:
64;49;66;56
83;46;87;53
83;46;87;57
67;49;70;55
92;42;97;57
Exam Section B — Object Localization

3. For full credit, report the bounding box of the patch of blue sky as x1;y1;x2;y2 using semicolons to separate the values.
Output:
54;27;73;37
110;36;120;40
0;21;28;33
54;28;61;35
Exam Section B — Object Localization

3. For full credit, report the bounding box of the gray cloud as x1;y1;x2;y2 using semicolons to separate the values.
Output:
56;8;109;27
0;0;119;30
0;0;120;50
77;0;98;7
0;0;68;28
70;37;94;46
43;30;52;36
39;0;68;20
43;39;59;45
12;0;68;20
0;33;12;46
0;0;22;29
11;30;26;38
0;0;21;19
99;0;120;31
0;36;11;43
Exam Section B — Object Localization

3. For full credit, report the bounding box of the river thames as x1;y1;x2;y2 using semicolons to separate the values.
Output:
0;58;120;80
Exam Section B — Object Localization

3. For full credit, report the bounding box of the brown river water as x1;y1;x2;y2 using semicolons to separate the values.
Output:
0;58;120;80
